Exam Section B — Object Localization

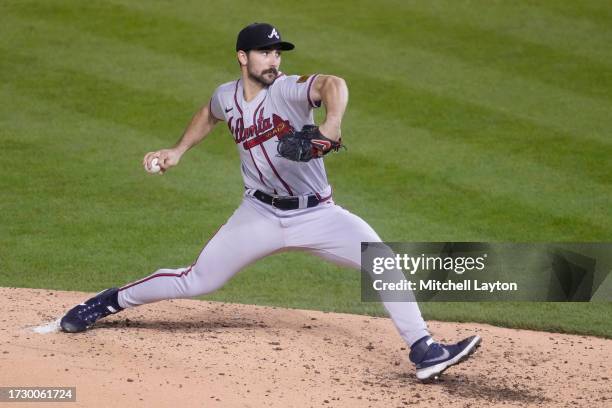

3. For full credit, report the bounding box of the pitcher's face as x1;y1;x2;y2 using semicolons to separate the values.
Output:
246;49;282;86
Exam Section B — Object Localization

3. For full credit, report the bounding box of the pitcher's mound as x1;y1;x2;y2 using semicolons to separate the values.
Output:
1;287;610;407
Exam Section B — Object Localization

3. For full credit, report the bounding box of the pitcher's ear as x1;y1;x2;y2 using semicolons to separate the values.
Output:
237;50;249;67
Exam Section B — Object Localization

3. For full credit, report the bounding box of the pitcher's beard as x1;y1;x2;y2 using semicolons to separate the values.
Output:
248;68;278;86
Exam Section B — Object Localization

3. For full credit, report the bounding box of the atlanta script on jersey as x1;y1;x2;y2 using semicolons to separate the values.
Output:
209;73;327;197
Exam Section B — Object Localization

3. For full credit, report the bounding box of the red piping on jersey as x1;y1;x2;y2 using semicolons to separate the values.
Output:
259;145;293;195
307;74;322;108
233;79;243;116
315;188;332;202
234;76;294;195
248;148;269;188
252;96;267;131
252;94;295;196
118;266;195;292
248;94;271;189
118;224;225;292
208;98;222;121
235;78;271;189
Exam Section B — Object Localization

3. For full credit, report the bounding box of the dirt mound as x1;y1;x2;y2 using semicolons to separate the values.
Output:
0;288;610;407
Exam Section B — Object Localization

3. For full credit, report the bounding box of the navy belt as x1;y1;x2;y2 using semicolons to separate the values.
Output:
253;190;322;210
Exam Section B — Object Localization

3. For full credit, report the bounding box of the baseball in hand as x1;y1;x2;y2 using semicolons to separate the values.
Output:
146;158;161;174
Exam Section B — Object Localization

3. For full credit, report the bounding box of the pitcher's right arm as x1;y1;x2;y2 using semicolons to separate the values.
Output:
143;100;220;174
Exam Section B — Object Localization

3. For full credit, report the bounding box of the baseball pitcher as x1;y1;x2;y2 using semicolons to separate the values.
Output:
60;23;481;381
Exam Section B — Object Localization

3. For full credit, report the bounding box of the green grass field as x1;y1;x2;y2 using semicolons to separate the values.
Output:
1;1;611;338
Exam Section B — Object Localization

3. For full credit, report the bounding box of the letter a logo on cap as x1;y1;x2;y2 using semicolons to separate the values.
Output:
268;28;279;39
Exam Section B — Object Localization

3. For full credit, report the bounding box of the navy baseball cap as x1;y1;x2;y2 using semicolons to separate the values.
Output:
236;23;295;52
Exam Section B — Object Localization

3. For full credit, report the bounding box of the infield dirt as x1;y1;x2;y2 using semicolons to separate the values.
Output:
1;287;610;407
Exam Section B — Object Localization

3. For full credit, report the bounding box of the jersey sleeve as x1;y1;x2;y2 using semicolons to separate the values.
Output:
208;86;225;122
277;74;322;111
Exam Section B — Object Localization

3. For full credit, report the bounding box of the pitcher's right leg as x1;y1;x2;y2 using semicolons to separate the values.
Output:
118;199;284;307
61;199;283;332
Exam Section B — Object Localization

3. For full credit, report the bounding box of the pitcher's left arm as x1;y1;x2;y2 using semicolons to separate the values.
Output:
309;75;348;142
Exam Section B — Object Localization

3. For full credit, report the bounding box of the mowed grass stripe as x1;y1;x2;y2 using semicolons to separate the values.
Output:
0;51;215;144
0;90;242;286
0;51;478;278
94;2;612;194
356;5;612;103
5;21;612;242
0;79;516;252
5;34;612;239
533;0;612;30
345;78;612;188
331;153;610;241
335;116;610;240
3;4;608;236
13;7;609;187
341;79;612;228
0;77;241;209
8;0;610;146
0;76;486;245
294;29;612;147
0;78;242;211
0;15;484;243
0;15;230;107
3;0;236;73
345;119;611;237
3;1;612;337
10;1;608;195
392;0;612;66
8;40;609;237
0;91;387;313
114;0;612;144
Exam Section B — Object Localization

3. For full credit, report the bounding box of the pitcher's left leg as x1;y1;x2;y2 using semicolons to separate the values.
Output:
284;204;430;346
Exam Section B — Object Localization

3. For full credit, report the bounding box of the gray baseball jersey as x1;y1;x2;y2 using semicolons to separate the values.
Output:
116;72;430;352
209;73;329;197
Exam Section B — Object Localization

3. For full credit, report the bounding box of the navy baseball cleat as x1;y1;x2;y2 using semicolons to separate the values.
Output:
60;288;123;333
409;335;481;381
